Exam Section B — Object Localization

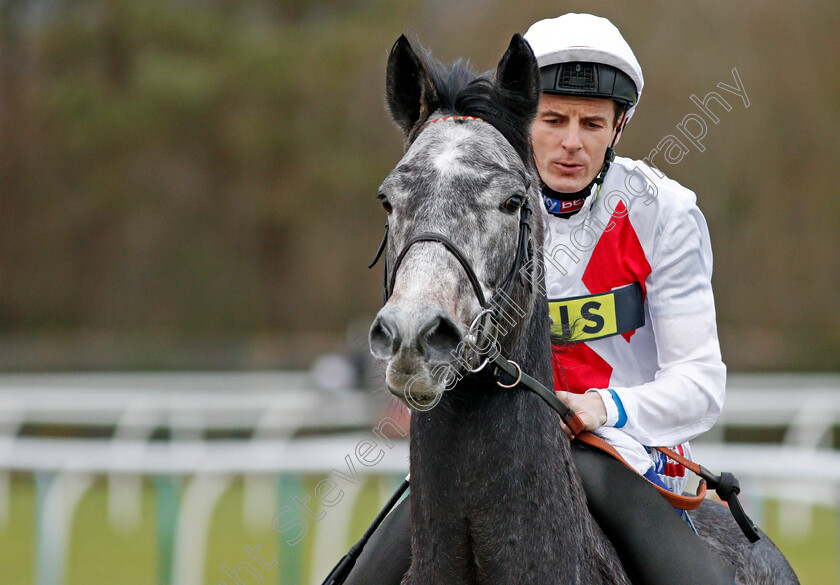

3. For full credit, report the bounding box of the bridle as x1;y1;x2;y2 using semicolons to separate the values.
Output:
368;115;538;374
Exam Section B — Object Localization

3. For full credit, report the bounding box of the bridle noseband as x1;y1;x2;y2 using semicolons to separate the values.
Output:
389;232;490;307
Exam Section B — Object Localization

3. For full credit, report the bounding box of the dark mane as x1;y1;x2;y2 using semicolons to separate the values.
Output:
411;49;534;165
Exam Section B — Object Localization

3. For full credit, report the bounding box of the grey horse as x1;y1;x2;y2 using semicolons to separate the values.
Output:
367;33;798;585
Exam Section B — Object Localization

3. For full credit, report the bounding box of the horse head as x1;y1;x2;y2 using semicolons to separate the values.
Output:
369;34;543;410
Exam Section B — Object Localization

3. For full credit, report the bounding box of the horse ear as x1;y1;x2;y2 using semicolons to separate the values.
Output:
386;35;438;137
495;33;541;123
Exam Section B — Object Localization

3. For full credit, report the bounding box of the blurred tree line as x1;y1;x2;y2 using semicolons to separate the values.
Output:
0;0;837;371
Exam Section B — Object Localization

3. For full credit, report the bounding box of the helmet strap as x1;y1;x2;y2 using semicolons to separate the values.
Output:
592;102;629;186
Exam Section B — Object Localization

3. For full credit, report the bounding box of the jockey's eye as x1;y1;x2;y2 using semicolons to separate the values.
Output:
500;194;524;214
377;192;393;214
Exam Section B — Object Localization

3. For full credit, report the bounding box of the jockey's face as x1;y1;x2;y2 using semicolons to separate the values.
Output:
531;94;623;193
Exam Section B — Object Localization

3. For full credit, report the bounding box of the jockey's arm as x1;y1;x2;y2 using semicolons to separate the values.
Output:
570;196;726;447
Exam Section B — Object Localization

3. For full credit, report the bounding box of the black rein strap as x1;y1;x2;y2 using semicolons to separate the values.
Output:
492;349;760;543
320;477;410;585
491;351;580;430
698;468;760;543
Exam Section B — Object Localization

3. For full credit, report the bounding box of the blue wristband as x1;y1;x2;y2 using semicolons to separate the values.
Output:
606;388;627;428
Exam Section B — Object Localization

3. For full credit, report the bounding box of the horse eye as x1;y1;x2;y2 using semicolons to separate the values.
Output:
377;193;393;214
500;194;524;214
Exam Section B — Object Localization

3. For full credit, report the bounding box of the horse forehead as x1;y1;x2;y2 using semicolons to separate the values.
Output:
406;123;519;178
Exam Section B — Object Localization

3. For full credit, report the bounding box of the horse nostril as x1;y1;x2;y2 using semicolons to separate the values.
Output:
418;315;462;363
370;314;401;359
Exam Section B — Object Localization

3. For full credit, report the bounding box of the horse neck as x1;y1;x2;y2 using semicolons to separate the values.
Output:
408;287;603;582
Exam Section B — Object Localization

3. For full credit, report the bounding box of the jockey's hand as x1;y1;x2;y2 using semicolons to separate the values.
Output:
555;390;607;438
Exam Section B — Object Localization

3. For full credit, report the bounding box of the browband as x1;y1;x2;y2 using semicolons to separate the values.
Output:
423;115;485;129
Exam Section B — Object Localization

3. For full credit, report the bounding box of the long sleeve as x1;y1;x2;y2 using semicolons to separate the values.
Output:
605;195;726;447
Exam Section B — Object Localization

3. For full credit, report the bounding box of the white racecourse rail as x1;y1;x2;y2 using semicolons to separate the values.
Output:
0;372;838;585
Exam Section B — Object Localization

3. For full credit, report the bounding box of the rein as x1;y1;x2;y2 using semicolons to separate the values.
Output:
491;353;760;542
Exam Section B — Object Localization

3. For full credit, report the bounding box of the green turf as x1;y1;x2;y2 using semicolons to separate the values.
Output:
761;499;838;585
0;474;834;585
0;475;35;585
66;477;157;585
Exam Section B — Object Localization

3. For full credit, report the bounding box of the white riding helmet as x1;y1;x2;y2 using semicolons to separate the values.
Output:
524;13;644;123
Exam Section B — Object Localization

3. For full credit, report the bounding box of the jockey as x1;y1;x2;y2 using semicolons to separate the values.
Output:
525;12;734;584
525;9;725;508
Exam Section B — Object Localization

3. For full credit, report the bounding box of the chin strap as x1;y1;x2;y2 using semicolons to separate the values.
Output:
592;145;615;187
591;104;627;187
556;103;627;197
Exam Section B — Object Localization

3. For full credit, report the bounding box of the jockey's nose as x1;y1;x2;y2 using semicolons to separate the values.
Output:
370;309;462;363
561;121;583;152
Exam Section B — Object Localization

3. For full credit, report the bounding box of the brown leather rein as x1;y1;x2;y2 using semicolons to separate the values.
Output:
491;352;760;542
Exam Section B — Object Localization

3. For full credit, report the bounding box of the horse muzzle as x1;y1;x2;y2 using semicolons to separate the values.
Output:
369;305;463;409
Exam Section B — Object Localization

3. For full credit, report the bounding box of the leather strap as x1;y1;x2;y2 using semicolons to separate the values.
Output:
320;477;410;585
389;232;488;307
573;428;708;511
573;417;760;540
656;444;760;542
492;354;585;436
493;354;759;539
494;355;706;509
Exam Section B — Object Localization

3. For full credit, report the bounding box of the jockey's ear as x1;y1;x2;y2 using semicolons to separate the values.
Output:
495;34;540;125
386;35;439;140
